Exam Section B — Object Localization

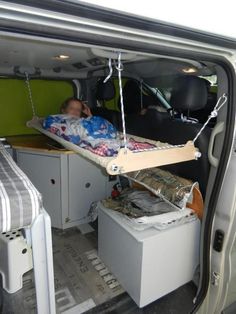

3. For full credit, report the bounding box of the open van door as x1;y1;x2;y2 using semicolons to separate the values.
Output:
196;137;236;314
0;1;236;313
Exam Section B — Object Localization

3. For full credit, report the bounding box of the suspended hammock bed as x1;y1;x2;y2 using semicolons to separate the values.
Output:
25;52;227;176
27;116;198;175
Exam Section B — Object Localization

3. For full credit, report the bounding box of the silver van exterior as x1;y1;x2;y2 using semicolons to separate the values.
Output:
0;1;236;313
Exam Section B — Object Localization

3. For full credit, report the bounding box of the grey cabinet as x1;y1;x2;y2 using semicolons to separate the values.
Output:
16;149;115;229
68;154;109;222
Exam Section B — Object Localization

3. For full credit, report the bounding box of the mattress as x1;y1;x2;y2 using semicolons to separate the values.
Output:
0;145;42;232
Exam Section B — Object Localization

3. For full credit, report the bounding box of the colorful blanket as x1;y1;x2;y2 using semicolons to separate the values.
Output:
43;114;155;157
82;138;156;157
43;114;117;145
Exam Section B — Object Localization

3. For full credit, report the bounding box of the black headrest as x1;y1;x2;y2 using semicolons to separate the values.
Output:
170;76;208;111
96;79;115;101
91;107;122;130
118;80;142;114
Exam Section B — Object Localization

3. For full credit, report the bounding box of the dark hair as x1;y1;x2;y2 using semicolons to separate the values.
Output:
60;97;83;113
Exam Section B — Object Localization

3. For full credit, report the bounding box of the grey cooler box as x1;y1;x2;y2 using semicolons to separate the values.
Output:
98;205;200;307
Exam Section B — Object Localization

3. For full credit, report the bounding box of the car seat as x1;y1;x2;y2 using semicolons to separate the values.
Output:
118;79;158;114
93;78;122;130
155;75;211;196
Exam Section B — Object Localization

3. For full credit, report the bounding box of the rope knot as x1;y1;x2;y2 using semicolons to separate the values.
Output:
210;110;218;118
193;94;227;144
115;63;124;72
116;51;124;72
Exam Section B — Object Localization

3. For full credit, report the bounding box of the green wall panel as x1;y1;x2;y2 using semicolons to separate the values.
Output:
0;79;74;136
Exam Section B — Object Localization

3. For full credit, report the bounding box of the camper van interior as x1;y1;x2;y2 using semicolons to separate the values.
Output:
0;31;228;314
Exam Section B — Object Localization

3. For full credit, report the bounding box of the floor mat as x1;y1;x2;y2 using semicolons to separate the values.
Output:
85;282;197;314
2;227;197;314
2;228;124;314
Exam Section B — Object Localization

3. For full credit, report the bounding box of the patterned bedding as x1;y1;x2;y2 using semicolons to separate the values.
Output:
43;115;156;157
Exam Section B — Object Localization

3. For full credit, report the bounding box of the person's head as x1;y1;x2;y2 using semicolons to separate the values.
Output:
60;97;84;117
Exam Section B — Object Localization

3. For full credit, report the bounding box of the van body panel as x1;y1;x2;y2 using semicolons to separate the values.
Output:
0;1;236;313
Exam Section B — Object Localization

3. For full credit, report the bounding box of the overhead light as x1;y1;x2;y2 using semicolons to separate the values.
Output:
53;54;70;60
182;67;197;73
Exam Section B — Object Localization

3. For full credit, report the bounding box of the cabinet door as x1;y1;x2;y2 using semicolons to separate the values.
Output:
68;155;107;222
17;152;63;228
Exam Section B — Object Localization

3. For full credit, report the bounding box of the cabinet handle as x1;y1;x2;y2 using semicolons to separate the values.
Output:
50;179;56;185
85;182;91;188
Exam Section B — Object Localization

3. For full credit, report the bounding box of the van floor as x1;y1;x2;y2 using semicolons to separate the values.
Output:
2;226;197;314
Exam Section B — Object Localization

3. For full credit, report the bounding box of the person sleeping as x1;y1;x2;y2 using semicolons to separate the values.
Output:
43;97;156;157
60;97;92;118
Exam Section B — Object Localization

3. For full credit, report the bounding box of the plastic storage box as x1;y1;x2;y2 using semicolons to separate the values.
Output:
98;206;200;307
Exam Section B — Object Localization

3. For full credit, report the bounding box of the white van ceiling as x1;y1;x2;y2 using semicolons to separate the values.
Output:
0;34;212;78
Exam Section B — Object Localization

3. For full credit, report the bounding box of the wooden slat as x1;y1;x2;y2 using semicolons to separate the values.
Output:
106;141;199;175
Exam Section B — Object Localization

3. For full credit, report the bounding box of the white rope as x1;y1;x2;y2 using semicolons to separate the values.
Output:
103;58;113;83
193;93;227;144
116;52;128;151
140;79;143;109
132;144;185;153
24;72;36;117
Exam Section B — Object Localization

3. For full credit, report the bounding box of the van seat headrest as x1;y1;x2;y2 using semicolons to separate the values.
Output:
170;76;208;111
96;79;115;101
